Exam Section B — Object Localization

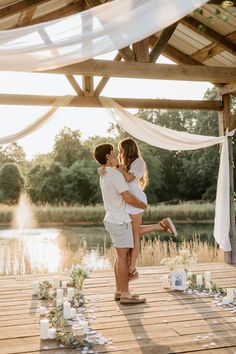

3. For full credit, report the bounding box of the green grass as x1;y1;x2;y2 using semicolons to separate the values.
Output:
0;202;220;225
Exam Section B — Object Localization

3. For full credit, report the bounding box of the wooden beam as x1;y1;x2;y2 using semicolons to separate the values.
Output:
149;23;178;63
94;53;122;96
191;31;236;62
16;7;36;27
82;76;94;96
181;17;236;55
45;59;236;83
118;47;135;62
0;94;223;110
0;0;50;20
133;39;149;63
66;75;84;97
218;83;236;95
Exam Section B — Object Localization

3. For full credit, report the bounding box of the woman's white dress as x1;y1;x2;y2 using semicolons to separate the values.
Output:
125;158;147;215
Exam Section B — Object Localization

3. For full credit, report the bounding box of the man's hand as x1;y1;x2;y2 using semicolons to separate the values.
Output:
121;190;147;209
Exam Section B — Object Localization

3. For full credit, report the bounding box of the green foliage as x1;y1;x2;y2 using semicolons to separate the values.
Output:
0;163;24;204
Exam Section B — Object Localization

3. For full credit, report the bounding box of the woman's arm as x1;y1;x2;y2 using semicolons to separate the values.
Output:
117;166;135;182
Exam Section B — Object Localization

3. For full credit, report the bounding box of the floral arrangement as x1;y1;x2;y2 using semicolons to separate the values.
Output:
160;249;197;272
37;281;52;300
66;264;91;290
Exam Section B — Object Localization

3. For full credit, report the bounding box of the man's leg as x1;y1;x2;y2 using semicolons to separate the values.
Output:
114;255;121;294
115;247;130;296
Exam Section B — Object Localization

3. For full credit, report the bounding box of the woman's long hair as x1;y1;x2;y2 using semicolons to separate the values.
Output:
118;138;148;190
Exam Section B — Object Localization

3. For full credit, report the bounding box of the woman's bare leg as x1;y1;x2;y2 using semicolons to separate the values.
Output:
129;213;143;275
139;222;165;236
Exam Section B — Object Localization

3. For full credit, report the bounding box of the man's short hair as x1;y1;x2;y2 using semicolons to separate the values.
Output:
93;143;114;165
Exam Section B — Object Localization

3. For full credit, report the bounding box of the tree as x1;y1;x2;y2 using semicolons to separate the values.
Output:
0;163;25;204
52;127;90;168
0;143;26;167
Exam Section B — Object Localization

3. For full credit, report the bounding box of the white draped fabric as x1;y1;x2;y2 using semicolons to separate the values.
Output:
100;96;234;252
0;0;207;71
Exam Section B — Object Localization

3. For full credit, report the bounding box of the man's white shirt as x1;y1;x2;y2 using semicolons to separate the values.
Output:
100;167;131;225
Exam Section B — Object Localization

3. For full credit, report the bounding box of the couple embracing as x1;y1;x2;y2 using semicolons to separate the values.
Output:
93;138;177;305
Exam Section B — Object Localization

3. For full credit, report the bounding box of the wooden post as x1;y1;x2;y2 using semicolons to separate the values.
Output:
219;94;236;264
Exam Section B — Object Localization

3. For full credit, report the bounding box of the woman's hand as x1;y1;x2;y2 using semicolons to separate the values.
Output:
106;154;119;168
97;166;106;176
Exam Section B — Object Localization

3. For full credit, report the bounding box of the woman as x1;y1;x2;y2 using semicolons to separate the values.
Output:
108;138;177;281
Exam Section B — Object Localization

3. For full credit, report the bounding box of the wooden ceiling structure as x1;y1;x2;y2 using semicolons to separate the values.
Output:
0;0;236;262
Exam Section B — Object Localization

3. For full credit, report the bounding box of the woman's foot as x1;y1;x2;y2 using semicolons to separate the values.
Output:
129;268;139;282
160;218;178;236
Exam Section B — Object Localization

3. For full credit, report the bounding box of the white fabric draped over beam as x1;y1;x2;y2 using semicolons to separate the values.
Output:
99;96;235;252
0;0;207;71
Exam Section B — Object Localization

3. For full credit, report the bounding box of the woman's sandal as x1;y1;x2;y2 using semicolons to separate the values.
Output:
120;293;146;304
160;217;178;236
129;269;139;282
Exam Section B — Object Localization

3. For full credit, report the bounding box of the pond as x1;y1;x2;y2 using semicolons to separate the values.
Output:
0;223;215;275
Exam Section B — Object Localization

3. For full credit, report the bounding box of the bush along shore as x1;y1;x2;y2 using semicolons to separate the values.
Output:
0;202;220;226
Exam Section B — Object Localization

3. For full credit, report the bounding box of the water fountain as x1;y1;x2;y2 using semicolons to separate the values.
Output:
12;194;36;230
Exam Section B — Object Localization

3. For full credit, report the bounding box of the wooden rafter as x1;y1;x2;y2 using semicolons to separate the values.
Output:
0;0;50;20
218;83;236;95
191;31;236;62
132;39;149;63
0;93;222;110
181;17;236;55
94;53;122;96
149;23;178;63
66;75;84;97
82;76;94;96
118;47;135;62
45;59;236;83
16;7;36;27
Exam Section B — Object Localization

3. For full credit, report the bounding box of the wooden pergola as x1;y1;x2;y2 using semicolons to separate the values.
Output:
0;0;236;262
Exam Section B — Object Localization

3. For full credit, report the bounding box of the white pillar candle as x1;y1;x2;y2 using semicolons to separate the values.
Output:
61;281;68;289
204;271;211;283
71;307;76;318
56;288;63;301
196;275;203;286
48;327;56;339
63;301;71;319
56;298;63;307
226;288;235;302
82;320;89;335
53;276;61;288
32;281;39;295
187;272;193;279
67;288;75;301
39;306;47;316
205;281;211;289
72;324;84;336
40;319;49;339
223;296;230;305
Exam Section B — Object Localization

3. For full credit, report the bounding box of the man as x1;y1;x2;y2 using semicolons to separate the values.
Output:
93;143;146;304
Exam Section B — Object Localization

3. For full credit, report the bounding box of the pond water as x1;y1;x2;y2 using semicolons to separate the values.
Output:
0;224;215;275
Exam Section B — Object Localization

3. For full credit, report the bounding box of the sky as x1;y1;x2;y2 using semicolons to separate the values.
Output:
0;54;212;159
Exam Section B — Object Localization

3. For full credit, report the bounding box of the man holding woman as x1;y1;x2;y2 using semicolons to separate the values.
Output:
93;139;177;304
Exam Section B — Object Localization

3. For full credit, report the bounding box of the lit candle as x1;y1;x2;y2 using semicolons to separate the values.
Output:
72;324;84;336
61;281;68;289
71;307;76;318
82;320;89;334
48;327;56;339
56;288;63;301
67;288;75;301
32;281;39;295
205;281;211;289
161;274;170;289
204;271;211;283
196;275;203;286
56;298;63;307
226;288;235;302
53;276;61;288
39;306;46;316
63;301;71;319
40;319;49;339
187;272;193;279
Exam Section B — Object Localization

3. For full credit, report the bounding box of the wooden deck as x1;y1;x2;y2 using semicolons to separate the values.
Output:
0;263;236;354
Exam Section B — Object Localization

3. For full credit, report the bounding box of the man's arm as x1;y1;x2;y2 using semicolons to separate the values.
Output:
120;190;147;209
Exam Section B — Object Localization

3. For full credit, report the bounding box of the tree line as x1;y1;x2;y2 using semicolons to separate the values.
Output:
0;88;235;205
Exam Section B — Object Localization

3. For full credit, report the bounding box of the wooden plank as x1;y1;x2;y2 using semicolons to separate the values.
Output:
0;0;50;20
0;94;223;110
191;31;236;62
218;83;236;95
181;17;236;55
45;59;236;83
118;47;135;62
16;7;36;27
150;23;178;63
82;76;94;96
